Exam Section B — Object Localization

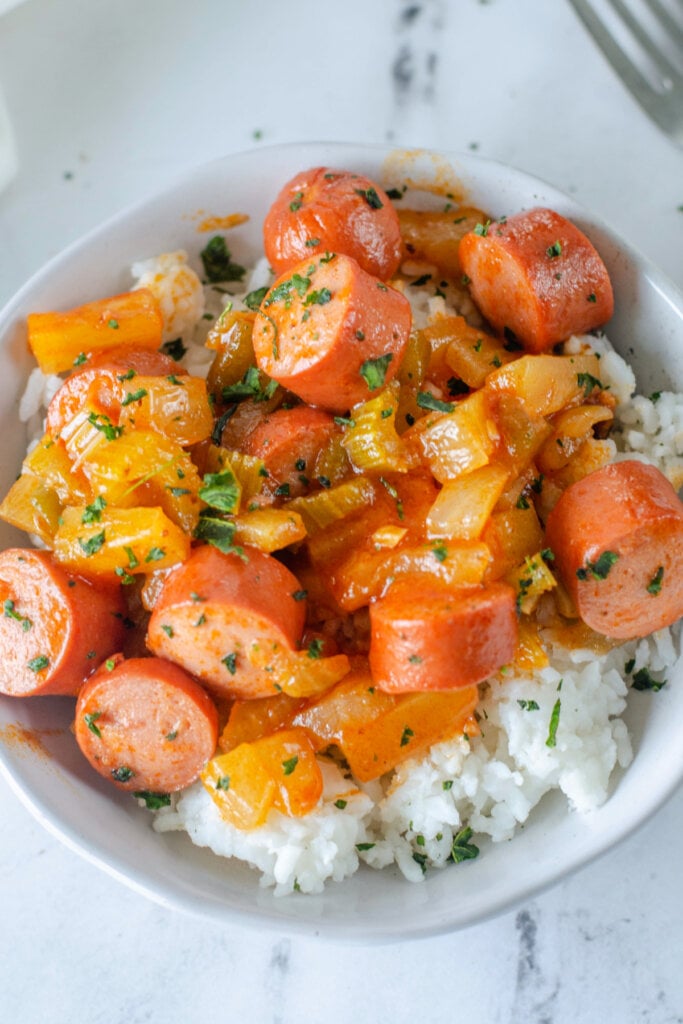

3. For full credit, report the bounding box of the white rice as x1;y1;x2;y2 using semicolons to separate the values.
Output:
21;245;683;895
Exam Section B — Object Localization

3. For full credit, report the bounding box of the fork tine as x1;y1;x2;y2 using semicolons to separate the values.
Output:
570;0;665;92
641;0;683;54
605;0;683;83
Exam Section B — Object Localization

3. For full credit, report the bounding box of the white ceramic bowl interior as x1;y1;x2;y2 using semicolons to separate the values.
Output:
1;143;682;942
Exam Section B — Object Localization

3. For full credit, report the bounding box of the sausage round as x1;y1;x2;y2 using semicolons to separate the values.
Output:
545;459;683;639
369;580;518;692
74;655;218;792
242;405;340;497
458;208;614;352
0;548;127;696
263;166;403;280
252;252;411;412
146;544;306;699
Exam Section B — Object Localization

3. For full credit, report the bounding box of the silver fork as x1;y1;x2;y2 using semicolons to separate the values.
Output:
568;0;683;145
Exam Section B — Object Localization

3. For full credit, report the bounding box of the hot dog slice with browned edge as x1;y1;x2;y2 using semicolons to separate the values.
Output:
46;345;187;435
74;655;218;792
242;405;341;498
0;548;127;696
252;253;411;412
545;460;683;639
263;166;403;280
369;580;518;692
146;545;306;699
459;208;614;352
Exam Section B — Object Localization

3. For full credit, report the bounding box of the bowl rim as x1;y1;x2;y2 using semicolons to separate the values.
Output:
1;141;682;943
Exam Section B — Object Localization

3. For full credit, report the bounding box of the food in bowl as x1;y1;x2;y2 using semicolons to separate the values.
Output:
1;163;681;896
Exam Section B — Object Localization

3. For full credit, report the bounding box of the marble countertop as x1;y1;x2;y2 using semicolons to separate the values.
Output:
0;1;682;1021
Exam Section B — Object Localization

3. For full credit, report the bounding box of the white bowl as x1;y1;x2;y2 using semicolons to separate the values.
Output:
1;143;682;942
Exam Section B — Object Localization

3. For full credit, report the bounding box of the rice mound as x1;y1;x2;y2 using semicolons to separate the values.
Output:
21;245;683;895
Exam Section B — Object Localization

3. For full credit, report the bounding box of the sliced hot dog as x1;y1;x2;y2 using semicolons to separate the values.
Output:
252;253;411;412
242;405;340;498
0;548;126;696
74;654;218;792
369;579;518;692
146;544;306;699
263;166;402;280
459;208;614;352
46;345;186;435
545;460;683;639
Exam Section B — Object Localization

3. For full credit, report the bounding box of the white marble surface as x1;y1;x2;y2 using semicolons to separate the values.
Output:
1;0;682;1020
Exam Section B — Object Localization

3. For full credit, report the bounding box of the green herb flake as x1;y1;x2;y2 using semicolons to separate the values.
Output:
417;391;454;414
576;550;619;581
215;775;231;791
107;318;119;330
244;286;269;311
449;827;480;863
105;658;116;671
145;547;166;563
222;652;237;675
199;469;240;513
3;600;32;632
78;531;106;557
473;221;490;237
87;413;123;441
134;791;171;809
432;543;448;563
632;668;666;692
161;624;174;638
84;711;103;737
516;493;530;510
334;799;347;810
121;388;148;407
73;352;87;366
546;240;562;258
194;515;245;557
289;191;304;212
200;235;245;283
647;566;664;596
117;368;136;382
274;483;290;497
305;237;321;247
360;353;393;391
400;726;415;747
649;391;662;403
545;698;561;748
111;766;134;783
282;756;299;776
307;638;324;660
577;371;606;397
355;842;375;852
517;699;540;711
408;654;423;665
442;780;454;791
354;186;383;209
587;292;597;303
412;851;428;873
303;287;332;308
166;730;178;741
161;338;187;360
81;496;107;524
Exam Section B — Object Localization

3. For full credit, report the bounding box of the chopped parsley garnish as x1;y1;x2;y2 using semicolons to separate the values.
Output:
577;371;606;396
647;566;664;595
117;368;136;382
360;353;393;391
134;791;171;809
3;600;32;632
111;766;134;783
78;531;106;557
411;273;432;287
305;237;321;247
576;550;619;581
408;654;423;665
545;698;561;748
449;827;479;863
412;851;428;873
215;775;231;790
447;376;469;396
385;187;404;200
400;726;414;747
105;658;116;671
114;567;135;585
354;186;383;209
124;546;139;569
274;483;290;497
282;756;298;776
292;589;308;602
355;842;375;852
73;352;87;366
200;235;245;283
306;638;324;659
432;543;448;563
473;221;490;237
87;413;123;441
416;391;454;414
194;515;244;557
289;191;304;212
166;731;178;741
27;655;49;672
546;240;562;258
160;624;174;638
244;286;269;311
221;365;278;403
649;391;662;403
303;287;332;307
222;653;237;675
81;496;107;524
517;699;540;711
84;711;103;737
121;388;148;407
161;338;187;360
334;799;347;810
632;668;666;692
199;469;240;513
587;292;597;303
145;547;166;563
379;476;404;520
264;272;310;308
107;318;119;330
516;493;530;510
442;780;454;791
317;475;331;489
